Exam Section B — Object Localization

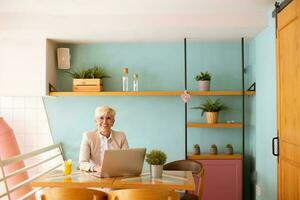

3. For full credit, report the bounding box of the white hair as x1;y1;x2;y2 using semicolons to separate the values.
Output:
94;106;116;119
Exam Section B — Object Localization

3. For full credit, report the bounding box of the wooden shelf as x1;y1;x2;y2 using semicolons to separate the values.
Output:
187;123;242;128
49;90;256;97
189;90;255;96
49;91;183;96
188;154;242;160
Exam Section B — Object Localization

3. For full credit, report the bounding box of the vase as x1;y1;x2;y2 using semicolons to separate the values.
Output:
198;80;210;91
150;165;163;178
206;112;218;124
225;147;234;155
192;146;200;155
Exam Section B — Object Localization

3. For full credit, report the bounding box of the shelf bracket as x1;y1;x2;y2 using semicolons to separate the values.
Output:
247;82;256;91
49;83;57;93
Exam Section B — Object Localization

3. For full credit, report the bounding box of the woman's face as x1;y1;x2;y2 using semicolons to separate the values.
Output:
95;112;115;133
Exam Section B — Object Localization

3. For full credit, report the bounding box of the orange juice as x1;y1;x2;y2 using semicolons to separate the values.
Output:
63;159;72;175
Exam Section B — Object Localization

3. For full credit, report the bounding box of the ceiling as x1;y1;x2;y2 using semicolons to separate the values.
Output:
0;0;275;42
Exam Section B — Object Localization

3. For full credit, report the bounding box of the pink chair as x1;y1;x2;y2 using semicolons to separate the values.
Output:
0;117;34;200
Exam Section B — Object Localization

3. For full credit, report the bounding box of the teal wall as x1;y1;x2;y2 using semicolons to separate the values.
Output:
247;12;277;200
43;41;244;172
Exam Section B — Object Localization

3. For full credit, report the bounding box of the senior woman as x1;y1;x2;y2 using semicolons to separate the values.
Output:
78;105;129;172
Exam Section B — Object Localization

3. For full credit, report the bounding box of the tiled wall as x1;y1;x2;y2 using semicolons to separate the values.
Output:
0;96;53;154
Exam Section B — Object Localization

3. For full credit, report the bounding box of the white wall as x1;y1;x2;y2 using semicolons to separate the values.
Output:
0;33;47;96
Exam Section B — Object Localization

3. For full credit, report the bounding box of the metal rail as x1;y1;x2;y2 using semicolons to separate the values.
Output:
0;143;64;200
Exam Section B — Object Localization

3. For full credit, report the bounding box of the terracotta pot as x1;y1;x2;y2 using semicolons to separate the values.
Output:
225;147;234;155
210;146;218;155
198;80;210;91
206;112;218;124
192;146;200;155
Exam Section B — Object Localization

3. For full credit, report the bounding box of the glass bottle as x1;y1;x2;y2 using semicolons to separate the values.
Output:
133;73;139;91
122;67;128;91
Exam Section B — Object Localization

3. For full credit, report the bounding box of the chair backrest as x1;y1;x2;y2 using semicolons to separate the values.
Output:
41;188;107;200
108;189;179;200
163;160;204;200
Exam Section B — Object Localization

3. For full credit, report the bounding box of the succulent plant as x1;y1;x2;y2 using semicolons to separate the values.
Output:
191;98;229;116
195;71;211;81
145;150;167;165
65;66;110;79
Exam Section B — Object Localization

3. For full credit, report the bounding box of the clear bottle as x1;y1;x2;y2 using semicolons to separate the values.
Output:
122;67;129;91
133;73;139;91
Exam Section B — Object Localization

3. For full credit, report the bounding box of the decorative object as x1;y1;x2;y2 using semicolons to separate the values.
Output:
181;90;191;103
122;67;129;91
209;144;218;155
145;149;167;178
195;71;211;91
192;144;200;155
191;98;228;124
57;48;70;69
133;73;139;91
224;144;234;155
65;66;110;92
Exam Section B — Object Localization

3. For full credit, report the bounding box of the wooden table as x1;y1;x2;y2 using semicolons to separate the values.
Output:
31;170;195;191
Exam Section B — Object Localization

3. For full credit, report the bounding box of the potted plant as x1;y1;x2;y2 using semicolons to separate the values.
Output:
145;149;167;178
65;66;110;92
195;71;211;91
192;144;200;155
209;144;218;155
224;144;234;155
191;98;228;124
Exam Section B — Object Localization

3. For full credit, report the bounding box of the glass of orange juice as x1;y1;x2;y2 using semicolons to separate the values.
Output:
63;159;72;175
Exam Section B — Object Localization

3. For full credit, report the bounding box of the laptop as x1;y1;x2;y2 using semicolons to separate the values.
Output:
91;148;146;178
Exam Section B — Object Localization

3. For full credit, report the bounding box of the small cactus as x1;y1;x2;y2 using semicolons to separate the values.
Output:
192;144;200;155
210;144;218;155
225;144;233;155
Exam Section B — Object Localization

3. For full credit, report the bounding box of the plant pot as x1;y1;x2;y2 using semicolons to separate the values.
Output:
198;80;210;91
210;147;218;155
192;146;200;155
205;112;218;124
150;165;163;178
73;79;103;92
225;147;233;155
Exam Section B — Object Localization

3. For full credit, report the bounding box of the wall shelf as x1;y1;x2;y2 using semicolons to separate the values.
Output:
187;123;242;128
49;90;255;97
188;154;242;160
49;91;183;96
189;91;255;96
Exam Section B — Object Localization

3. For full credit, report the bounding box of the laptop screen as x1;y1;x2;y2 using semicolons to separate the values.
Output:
99;148;146;178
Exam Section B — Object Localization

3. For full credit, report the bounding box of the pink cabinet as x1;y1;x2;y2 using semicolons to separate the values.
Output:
189;155;242;200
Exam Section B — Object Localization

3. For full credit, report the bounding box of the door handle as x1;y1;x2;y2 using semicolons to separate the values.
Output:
272;137;279;156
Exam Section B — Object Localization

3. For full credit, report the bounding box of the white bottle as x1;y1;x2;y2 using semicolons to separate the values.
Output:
122;67;129;91
133;73;139;91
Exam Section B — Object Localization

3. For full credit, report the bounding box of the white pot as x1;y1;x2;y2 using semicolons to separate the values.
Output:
150;165;163;178
198;80;210;91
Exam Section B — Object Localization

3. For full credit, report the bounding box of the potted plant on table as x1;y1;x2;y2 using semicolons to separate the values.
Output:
65;66;110;92
195;71;211;91
146;149;167;178
191;98;228;124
